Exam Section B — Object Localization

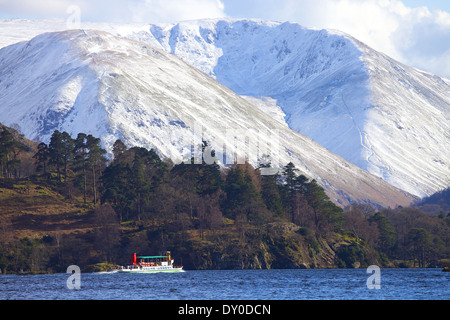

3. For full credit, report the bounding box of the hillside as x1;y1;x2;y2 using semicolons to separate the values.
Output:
0;128;370;272
0;179;372;272
1;123;448;273
0;179;351;271
0;30;415;208
0;122;37;178
0;179;95;238
0;19;448;199
0;152;447;273
141;19;450;198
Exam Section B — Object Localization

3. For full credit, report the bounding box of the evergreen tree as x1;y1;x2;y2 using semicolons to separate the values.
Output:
73;133;89;203
100;162;133;222
0;128;15;178
282;162;299;192
33;142;50;176
48;130;64;182
279;162;311;223
61;132;74;183
131;153;150;221
305;179;325;232
197;141;222;196
114;147;169;221
305;179;344;233
171;141;223;198
261;174;284;218
223;164;247;219
86;135;107;205
223;163;269;223
259;160;284;218
408;228;432;267
369;212;398;257
112;139;127;163
0;127;29;178
170;162;202;220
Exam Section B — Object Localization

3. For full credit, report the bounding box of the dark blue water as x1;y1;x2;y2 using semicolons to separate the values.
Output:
0;269;448;300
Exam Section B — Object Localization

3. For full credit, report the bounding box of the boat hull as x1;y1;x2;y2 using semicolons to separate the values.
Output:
118;267;184;274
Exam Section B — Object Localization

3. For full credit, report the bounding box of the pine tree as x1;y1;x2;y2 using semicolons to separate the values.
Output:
305;179;327;232
131;153;149;221
223;163;268;223
258;158;285;218
170;162;201;220
33;142;50;176
282;162;299;192
112;139;127;163
61;132;74;184
197;141;222;196
369;212;398;257
73;133;89;203
101;162;133;222
280;162;310;222
124;147;168;221
261;173;284;218
408;228;432;267
86;135;107;205
0;128;15;178
48;130;64;182
0;128;29;178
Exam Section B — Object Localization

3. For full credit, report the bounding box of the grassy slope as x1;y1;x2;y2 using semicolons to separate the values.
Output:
0;178;95;239
1;177;362;271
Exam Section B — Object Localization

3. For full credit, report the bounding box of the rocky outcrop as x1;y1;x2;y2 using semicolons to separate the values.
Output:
177;222;378;270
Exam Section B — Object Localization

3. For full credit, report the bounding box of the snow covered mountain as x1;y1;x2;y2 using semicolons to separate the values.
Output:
0;29;415;208
135;19;449;199
0;18;448;199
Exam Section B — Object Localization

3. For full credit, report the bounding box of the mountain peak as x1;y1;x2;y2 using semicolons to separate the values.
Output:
0;29;417;208
143;19;449;198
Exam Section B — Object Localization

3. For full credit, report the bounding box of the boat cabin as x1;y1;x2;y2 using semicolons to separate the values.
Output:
119;251;182;273
130;251;173;267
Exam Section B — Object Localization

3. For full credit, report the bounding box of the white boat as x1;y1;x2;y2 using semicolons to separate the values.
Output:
118;252;183;273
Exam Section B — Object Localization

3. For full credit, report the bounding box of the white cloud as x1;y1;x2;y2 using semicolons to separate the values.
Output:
130;0;226;23
1;0;449;78
223;0;450;78
391;7;450;78
0;0;72;18
325;0;450;79
322;0;450;79
0;0;226;23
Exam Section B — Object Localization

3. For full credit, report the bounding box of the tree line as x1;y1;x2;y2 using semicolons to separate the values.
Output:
0;126;448;272
0;124;31;178
25;129;346;234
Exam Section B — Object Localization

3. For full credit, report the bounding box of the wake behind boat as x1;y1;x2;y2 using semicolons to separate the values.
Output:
118;252;183;273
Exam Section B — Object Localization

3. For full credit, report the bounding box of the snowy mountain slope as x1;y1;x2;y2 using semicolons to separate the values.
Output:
138;19;450;198
354;38;450;197
0;19;447;197
0;30;415;208
0;19;152;50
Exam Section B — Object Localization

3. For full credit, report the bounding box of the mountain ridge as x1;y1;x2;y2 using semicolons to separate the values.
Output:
0;18;448;199
138;19;449;198
0;29;416;208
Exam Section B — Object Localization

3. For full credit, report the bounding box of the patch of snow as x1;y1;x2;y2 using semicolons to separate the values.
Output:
0;29;416;208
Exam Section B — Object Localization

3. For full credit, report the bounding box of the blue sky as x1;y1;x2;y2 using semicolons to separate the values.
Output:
0;0;449;78
225;0;450;19
2;0;449;21
402;0;450;12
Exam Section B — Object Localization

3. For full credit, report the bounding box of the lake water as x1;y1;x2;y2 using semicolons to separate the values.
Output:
0;268;448;300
